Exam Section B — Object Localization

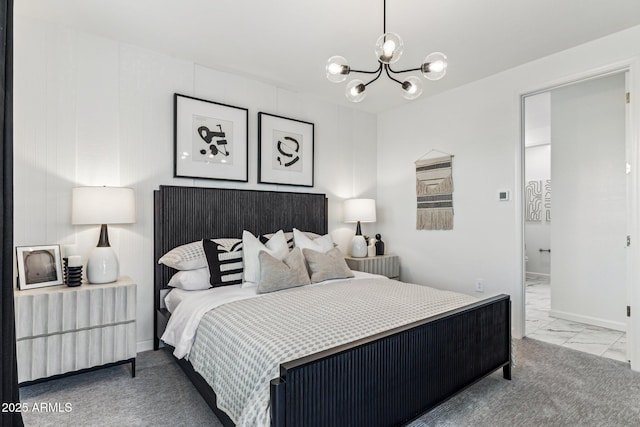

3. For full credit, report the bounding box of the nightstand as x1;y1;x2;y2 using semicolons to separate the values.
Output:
14;277;137;385
344;254;400;279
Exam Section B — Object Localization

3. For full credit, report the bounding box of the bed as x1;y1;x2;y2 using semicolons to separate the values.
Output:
154;185;511;427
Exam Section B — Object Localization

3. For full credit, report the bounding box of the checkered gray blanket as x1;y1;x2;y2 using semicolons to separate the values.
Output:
188;277;477;426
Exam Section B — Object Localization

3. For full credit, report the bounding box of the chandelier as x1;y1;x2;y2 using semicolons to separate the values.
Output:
325;0;448;102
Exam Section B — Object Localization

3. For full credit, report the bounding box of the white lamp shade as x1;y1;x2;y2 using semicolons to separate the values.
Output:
344;198;376;223
72;187;136;225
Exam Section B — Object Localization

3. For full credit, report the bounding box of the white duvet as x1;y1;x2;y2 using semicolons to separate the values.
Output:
161;270;383;359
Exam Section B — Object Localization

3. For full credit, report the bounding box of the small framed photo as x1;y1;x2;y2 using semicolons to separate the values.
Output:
174;93;249;182
258;112;314;187
16;245;63;290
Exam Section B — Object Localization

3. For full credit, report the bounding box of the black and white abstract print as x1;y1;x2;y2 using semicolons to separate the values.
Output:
192;115;234;164
272;130;303;172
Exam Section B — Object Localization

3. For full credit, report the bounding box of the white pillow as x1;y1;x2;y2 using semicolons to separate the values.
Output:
167;267;211;290
242;230;289;287
158;241;206;270
293;228;334;253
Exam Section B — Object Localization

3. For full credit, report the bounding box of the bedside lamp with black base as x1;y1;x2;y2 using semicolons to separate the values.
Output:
71;186;136;284
343;198;376;258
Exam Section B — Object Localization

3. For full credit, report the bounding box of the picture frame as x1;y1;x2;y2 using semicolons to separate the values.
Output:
258;112;314;187
16;245;64;290
174;93;249;182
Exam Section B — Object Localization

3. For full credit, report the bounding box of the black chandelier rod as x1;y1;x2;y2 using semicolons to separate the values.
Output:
364;65;384;87
384;64;403;85
350;65;382;74
383;0;386;34
388;64;423;74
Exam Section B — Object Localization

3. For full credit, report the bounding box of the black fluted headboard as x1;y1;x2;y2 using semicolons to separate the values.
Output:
153;185;328;344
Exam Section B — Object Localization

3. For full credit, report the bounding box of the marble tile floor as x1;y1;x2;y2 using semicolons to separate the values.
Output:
525;274;628;363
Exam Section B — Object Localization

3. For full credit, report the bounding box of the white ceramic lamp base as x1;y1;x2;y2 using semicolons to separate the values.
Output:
350;235;368;258
87;246;119;284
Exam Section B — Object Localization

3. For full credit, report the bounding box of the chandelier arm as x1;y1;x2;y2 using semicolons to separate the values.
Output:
384;64;404;85
387;65;423;74
350;65;383;75
363;66;384;87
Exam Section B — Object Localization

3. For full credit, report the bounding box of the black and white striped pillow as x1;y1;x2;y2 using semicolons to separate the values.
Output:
202;238;244;287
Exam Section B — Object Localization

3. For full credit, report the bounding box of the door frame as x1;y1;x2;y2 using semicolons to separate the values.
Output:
515;59;640;370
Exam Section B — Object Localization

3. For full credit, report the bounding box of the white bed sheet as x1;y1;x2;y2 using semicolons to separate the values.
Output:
161;270;384;359
165;288;212;313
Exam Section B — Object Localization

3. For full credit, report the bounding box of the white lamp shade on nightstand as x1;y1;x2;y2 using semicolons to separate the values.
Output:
343;198;377;224
344;198;376;258
72;187;136;225
72;187;136;284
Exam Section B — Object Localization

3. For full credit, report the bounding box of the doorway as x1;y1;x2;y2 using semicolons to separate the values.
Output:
523;71;629;362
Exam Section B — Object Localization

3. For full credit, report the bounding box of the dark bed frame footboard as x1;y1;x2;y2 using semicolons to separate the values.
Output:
270;294;511;427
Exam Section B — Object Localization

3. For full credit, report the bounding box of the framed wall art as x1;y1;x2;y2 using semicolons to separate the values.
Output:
174;93;249;182
258;112;314;187
16;245;63;290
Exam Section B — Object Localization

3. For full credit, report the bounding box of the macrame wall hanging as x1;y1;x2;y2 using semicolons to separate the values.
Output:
415;150;454;230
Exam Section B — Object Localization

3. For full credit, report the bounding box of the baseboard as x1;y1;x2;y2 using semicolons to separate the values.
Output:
549;309;626;332
137;339;154;353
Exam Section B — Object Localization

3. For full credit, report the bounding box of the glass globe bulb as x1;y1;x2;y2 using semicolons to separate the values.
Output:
326;56;350;83
401;76;423;100
346;79;367;103
375;32;404;64
422;52;448;81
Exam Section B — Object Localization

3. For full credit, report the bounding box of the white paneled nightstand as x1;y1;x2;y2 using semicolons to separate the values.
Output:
14;277;137;385
344;254;400;279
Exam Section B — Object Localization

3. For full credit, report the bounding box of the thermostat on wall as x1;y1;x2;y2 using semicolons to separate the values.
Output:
498;190;510;201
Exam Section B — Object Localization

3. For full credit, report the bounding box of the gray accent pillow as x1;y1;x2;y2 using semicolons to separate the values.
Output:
257;247;311;294
302;248;355;283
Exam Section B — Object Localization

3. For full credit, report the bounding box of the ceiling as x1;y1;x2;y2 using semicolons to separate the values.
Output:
15;0;640;113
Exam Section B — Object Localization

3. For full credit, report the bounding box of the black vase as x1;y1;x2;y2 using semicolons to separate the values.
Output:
375;233;385;256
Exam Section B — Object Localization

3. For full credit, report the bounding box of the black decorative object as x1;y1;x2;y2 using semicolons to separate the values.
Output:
62;257;68;283
375;233;385;255
66;266;82;287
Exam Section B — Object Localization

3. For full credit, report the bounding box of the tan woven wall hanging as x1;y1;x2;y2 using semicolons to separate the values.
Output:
415;154;454;230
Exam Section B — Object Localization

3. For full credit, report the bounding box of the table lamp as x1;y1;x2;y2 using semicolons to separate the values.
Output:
71;186;136;284
343;198;376;258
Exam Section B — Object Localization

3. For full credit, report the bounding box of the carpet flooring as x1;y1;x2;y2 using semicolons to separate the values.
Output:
20;338;640;426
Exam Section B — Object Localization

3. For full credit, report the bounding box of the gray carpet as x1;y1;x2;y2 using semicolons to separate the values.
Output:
20;338;640;426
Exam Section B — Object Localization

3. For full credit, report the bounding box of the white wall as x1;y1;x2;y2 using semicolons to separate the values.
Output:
13;15;377;352
377;23;640;367
550;73;627;330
